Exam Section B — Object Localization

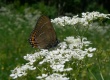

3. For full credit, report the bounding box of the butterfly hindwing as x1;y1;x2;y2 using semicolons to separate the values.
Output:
29;15;58;49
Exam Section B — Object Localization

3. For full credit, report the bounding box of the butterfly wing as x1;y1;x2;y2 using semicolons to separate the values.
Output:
29;15;58;49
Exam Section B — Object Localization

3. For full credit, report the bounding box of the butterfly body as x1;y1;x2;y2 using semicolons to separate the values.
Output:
29;15;58;49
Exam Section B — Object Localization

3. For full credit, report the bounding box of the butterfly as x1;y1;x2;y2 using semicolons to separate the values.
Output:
29;15;58;49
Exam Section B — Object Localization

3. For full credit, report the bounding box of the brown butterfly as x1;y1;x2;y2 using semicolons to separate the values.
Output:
29;15;58;49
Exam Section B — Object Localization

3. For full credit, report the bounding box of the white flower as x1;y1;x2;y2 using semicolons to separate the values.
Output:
51;16;71;26
36;74;48;79
10;36;96;79
59;42;67;49
63;68;73;71
10;66;27;79
24;54;36;63
50;64;65;72
85;47;96;52
10;63;36;79
45;73;69;80
51;11;110;27
87;53;93;57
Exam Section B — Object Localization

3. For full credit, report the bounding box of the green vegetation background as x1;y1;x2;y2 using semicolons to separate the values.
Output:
0;1;110;80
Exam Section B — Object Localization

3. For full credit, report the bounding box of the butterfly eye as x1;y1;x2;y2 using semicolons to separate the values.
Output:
29;15;58;49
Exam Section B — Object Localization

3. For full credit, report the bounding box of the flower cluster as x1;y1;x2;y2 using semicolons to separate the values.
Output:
51;11;110;26
0;7;41;29
10;63;36;79
10;36;96;79
37;73;69;80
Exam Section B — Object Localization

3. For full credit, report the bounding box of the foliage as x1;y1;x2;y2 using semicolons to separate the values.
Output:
0;0;110;15
33;2;57;18
0;5;110;80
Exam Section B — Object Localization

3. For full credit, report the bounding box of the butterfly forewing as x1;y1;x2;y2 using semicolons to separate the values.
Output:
29;15;58;49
